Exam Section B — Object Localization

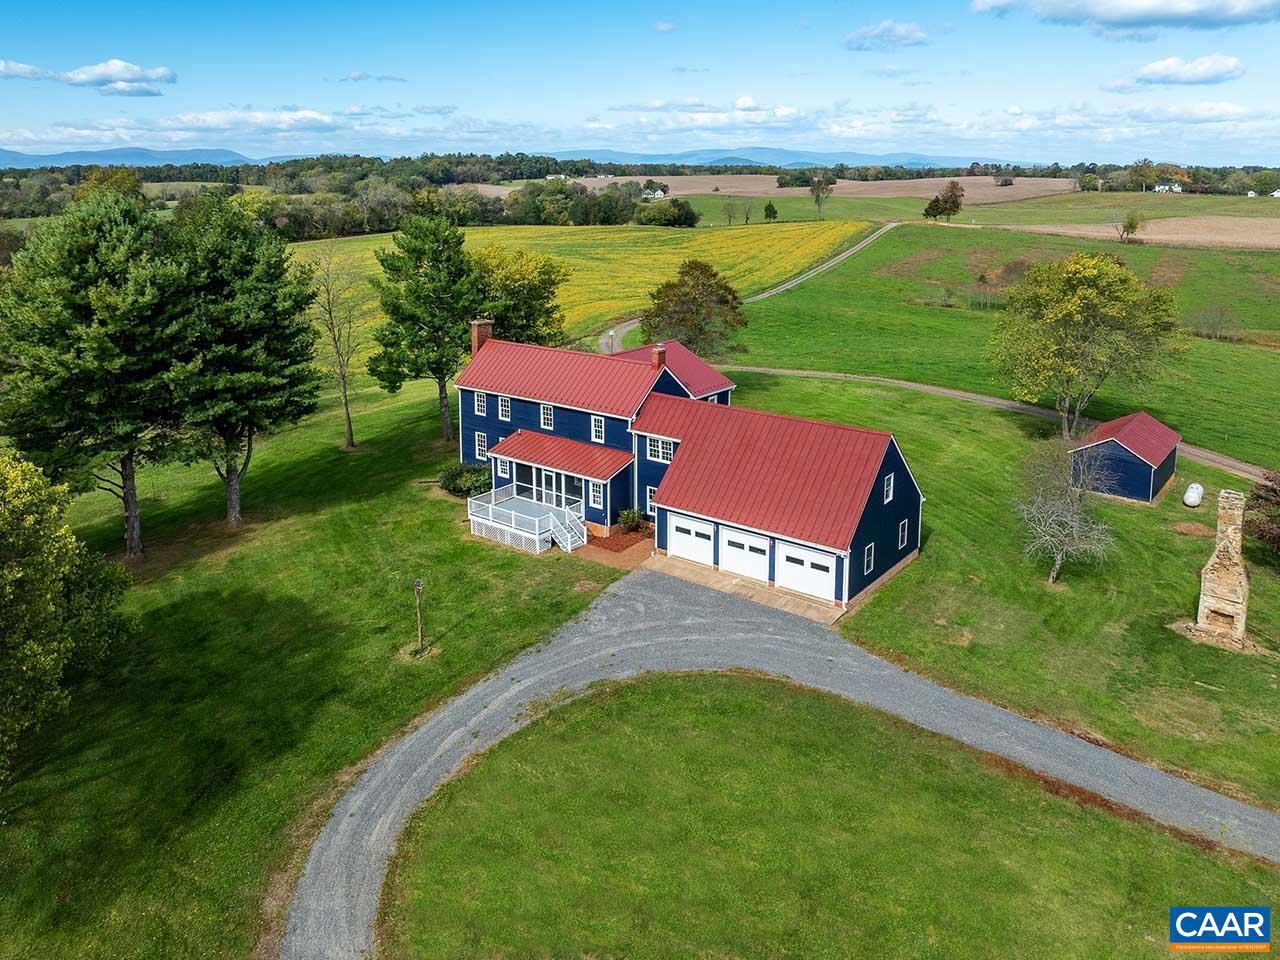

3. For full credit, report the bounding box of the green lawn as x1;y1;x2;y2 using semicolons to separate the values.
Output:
685;190;1280;227
0;381;618;959
382;674;1280;960
738;372;1279;805
734;224;1280;465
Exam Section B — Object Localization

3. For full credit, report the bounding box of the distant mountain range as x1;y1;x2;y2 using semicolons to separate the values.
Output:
550;146;1010;169
0;147;317;169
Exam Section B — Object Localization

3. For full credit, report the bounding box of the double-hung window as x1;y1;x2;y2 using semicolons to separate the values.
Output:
645;485;657;516
591;415;605;444
474;432;488;460
473;392;486;416
863;543;875;575
884;472;895;504
540;404;554;431
898;518;909;549
498;396;511;421
496;458;510;479
589;481;604;510
647;436;674;464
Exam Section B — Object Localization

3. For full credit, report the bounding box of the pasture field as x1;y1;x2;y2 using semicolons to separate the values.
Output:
574;173;1077;202
296;220;873;342
734;225;1280;465
383;674;1280;960
1;369;1275;958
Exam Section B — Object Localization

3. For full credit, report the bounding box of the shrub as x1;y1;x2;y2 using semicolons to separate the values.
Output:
1185;305;1244;342
617;508;647;532
439;462;492;497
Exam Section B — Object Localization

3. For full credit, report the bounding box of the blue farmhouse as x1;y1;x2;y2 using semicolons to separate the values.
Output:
1071;411;1180;503
454;321;924;609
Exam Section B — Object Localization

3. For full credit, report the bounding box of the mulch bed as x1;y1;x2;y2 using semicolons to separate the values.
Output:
589;528;651;553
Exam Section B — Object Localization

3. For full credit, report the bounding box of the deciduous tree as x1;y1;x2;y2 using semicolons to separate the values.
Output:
809;175;834;219
1015;438;1115;584
763;200;778;222
169;193;319;526
991;252;1183;438
938;180;965;221
367;216;482;443
307;243;361;449
0;189;186;557
0;451;133;782
470;244;569;346
1115;209;1143;243
638;259;745;357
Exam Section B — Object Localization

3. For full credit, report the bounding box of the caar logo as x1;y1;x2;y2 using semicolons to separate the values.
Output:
1170;907;1270;953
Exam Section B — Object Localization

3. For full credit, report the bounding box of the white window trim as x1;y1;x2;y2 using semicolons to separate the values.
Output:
647;436;674;464
590;415;605;444
898;518;908;549
473;392;486;416
474;432;488;460
864;543;875;575
498;396;511;422
884;472;894;504
540;404;554;430
646;485;657;516
589;481;604;509
496;458;510;479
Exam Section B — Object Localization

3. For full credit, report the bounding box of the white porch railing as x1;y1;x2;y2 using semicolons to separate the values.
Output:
467;483;587;553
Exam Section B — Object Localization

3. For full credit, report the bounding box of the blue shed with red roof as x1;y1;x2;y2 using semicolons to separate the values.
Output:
1071;411;1180;503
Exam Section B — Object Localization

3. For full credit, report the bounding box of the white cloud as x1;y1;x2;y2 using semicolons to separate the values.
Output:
867;65;915;76
1136;52;1243;83
655;21;675;31
0;57;177;96
734;95;758;110
337;70;407;83
844;20;929;51
973;0;1280;29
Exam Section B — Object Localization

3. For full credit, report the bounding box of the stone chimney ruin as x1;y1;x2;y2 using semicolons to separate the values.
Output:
1194;490;1250;646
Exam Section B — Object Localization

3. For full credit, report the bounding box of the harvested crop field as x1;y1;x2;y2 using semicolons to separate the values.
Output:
1003;216;1280;250
474;175;1076;204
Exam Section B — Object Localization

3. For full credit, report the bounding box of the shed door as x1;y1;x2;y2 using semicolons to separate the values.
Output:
718;528;769;582
775;542;836;601
667;514;714;567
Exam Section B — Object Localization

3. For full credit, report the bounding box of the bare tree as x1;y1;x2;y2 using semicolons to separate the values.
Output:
1015;438;1115;584
309;243;360;449
722;200;738;225
742;199;754;225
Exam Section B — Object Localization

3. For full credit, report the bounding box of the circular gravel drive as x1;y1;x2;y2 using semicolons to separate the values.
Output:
282;569;1280;960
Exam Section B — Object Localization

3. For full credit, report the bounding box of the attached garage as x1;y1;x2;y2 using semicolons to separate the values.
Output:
774;541;837;601
667;514;714;566
718;527;770;582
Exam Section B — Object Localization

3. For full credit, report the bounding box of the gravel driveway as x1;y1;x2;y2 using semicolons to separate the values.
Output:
282;569;1280;960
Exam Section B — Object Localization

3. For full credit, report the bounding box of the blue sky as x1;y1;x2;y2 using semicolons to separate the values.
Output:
3;0;1279;164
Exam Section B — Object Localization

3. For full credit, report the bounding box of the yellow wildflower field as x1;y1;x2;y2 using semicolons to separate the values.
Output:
294;221;872;343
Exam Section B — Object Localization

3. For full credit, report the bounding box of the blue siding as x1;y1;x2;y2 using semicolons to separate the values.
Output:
1075;438;1152;502
655;506;670;550
608;467;633;523
704;388;733;405
650;367;692;398
847;439;923;600
458;387;631;467
634;433;678;517
1151;447;1177;500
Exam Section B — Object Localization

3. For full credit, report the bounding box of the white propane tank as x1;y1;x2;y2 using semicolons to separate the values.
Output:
1183;482;1204;508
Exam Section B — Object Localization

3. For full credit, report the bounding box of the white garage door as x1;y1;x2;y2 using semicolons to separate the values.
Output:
668;514;714;566
775;542;837;601
718;527;770;582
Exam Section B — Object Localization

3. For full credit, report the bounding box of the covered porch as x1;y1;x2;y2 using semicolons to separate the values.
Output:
467;476;588;554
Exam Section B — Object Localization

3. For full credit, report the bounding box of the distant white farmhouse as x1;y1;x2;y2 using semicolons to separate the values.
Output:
1247;191;1257;197
545;173;569;181
641;188;666;201
1272;189;1280;198
1153;182;1183;194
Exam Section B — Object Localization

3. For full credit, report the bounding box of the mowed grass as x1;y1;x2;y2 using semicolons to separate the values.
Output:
0;381;618;959
686;190;1280;227
736;224;1280;465
295;220;872;343
737;372;1279;804
382;674;1280;960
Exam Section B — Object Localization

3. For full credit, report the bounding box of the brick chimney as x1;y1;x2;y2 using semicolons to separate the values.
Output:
651;341;666;368
470;319;493;356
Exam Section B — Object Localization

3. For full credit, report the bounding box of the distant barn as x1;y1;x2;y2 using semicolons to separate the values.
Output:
1071;412;1180;503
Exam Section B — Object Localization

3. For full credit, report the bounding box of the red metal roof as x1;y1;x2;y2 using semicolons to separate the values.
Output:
1076;411;1180;468
633;393;893;552
488;429;634;481
456;340;663;418
612;340;735;398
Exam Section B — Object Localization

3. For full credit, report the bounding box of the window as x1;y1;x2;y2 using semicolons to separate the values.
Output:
884;472;895;504
540;404;554;430
727;538;745;550
474;432;488;460
498;396;511;421
708;395;719;404
591;415;605;444
785;555;805;566
647;436;674;464
898;518;909;549
811;561;830;573
589;481;603;509
496;458;510;479
675;524;692;536
695;530;711;541
473;392;486;416
864;543;875;575
748;544;767;556
646;485;657;516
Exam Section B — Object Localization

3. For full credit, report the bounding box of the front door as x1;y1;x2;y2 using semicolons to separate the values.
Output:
540;470;557;506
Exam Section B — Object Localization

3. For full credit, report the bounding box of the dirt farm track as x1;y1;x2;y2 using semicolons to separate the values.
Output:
476;174;1077;204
